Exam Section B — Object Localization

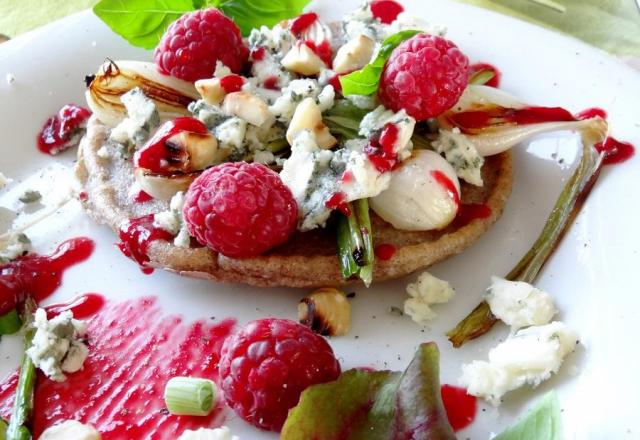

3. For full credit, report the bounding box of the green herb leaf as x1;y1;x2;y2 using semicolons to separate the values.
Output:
494;391;563;440
281;343;455;440
93;0;195;49
340;30;421;96
216;0;311;36
452;0;640;56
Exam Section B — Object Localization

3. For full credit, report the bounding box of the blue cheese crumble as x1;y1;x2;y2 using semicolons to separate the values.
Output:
0;232;32;263
432;128;484;186
404;271;455;325
26;308;89;382
153;191;191;248
109;87;160;154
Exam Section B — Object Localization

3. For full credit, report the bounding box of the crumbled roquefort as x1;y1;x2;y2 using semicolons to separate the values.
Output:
269;79;334;122
403;271;455;325
189;100;230;131
432;128;484;186
153;191;191;248
486;276;557;332
0;232;32;263
360;105;416;159
26;308;89;382
177;426;239;440
460;321;578;405
39;420;101;440
215;117;248;153
109;87;160;154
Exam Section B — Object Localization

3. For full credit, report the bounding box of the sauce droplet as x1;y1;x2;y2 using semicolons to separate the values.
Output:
441;384;477;432
37;104;91;155
219;74;244;94
595;136;635;165
117;215;173;273
290;12;318;36
263;76;280;90
0;296;237;438
0;237;95;315
133;190;153;204
45;293;105;319
302;40;332;67
325;192;351;216
250;46;266;62
370;0;404;24
374;243;396;261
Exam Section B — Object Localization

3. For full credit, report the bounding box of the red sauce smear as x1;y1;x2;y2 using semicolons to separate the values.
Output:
441;384;477;432
430;170;460;210
250;46;266;62
303;40;333;68
364;123;400;173
325;192;351;216
449;106;576;133
219;74;244;94
370;0;404;24
576;107;607;120
0;237;95;315
340;170;354;183
78;191;88;202
374;243;396;261
469;62;501;88
290;12;318;36
117;215;173;274
328;73;349;94
45;293;105;319
263;76;280;90
0;296;236;439
37;104;91;155
134;190;154;204
134;117;208;174
453;203;492;228
596;136;635;165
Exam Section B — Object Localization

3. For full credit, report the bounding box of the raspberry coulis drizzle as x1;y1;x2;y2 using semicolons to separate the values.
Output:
0;296;236;439
0;237;95;315
325;192;351;216
134;190;154;203
365;123;400;173
370;0;404;24
441;384;477;432
430;170;460;210
37;104;91;155
118;215;173;274
219;74;244;93
45;293;105;319
290;12;318;36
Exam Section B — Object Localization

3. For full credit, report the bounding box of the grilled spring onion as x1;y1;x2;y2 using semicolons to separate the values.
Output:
164;377;217;416
447;142;605;348
0;309;22;335
468;69;496;86
6;299;37;440
1;418;7;440
337;199;374;286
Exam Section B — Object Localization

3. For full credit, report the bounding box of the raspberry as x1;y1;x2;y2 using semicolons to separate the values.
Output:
154;9;248;82
182;162;298;258
379;34;469;121
219;319;341;431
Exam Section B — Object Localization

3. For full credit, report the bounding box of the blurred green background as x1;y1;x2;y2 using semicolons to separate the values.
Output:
1;0;639;55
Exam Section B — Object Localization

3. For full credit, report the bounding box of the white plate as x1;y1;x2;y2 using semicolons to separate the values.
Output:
1;1;639;438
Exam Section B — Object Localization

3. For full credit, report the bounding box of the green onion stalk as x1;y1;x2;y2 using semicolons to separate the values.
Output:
164;377;217;417
336;199;375;286
6;298;37;440
447;142;606;347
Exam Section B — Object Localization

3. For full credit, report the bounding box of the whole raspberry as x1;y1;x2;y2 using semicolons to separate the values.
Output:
379;34;469;121
182;162;298;258
219;319;341;431
154;9;248;82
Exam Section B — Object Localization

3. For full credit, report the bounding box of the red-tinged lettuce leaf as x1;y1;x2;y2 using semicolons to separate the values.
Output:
281;342;455;440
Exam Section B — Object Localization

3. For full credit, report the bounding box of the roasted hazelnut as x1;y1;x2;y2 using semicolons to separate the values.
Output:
298;287;351;336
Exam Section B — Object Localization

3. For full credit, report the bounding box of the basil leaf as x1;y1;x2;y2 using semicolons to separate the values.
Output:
494;391;563;440
281;343;455;440
216;0;312;36
340;29;421;97
93;0;195;49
